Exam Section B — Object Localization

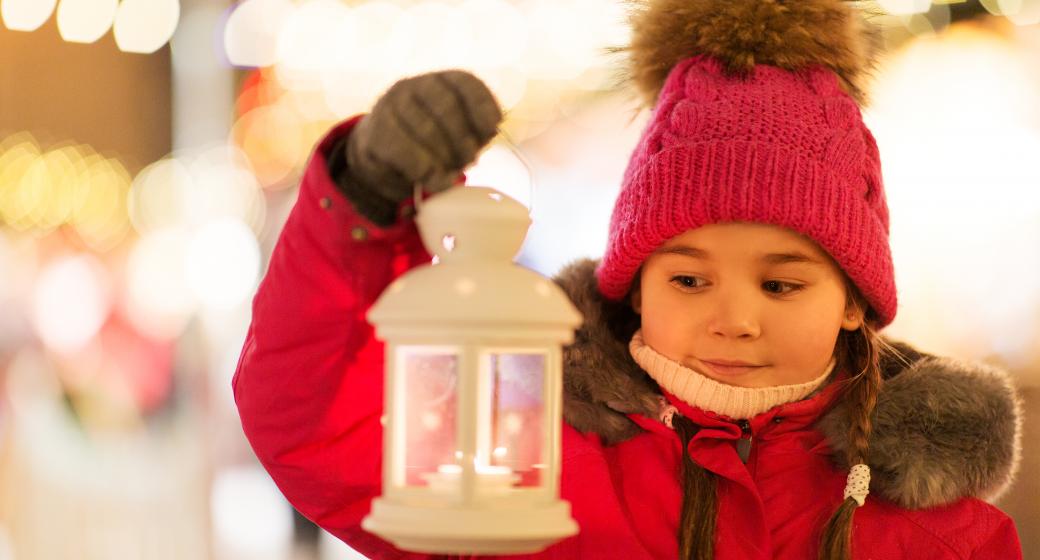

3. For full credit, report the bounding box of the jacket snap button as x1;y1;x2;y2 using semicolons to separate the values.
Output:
350;226;368;241
773;417;783;424
319;196;332;209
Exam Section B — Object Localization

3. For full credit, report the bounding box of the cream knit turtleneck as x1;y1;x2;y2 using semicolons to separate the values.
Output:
629;329;836;420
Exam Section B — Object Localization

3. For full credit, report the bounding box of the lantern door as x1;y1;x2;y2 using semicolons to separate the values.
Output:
387;345;462;499
471;348;550;499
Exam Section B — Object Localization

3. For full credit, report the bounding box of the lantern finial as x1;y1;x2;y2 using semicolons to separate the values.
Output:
417;186;530;263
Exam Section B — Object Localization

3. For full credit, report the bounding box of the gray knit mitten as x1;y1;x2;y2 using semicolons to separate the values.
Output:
328;70;503;227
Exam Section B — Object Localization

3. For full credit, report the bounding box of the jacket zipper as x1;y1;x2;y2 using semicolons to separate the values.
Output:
736;419;753;464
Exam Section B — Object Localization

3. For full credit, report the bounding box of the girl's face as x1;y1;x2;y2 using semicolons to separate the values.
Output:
631;222;864;388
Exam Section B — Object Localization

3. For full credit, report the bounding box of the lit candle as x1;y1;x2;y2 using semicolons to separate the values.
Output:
422;463;519;494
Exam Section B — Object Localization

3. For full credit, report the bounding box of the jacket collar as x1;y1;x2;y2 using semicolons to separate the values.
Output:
628;372;847;442
553;257;1022;510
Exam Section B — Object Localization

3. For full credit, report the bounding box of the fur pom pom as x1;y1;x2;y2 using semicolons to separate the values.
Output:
616;0;884;107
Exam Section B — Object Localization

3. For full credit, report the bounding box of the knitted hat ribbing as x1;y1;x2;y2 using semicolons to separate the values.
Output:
596;0;897;327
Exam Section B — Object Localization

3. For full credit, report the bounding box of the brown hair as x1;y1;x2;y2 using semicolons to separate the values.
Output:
816;282;901;560
659;279;903;560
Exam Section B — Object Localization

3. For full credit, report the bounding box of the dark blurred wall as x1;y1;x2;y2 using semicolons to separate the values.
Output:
0;15;171;174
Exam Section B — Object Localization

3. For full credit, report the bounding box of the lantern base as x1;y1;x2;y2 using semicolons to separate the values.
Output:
361;497;579;554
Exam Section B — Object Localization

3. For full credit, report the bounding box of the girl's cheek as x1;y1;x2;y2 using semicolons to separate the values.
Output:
640;312;694;361
776;319;842;365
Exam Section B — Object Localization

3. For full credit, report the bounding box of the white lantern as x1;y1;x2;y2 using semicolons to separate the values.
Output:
362;185;582;554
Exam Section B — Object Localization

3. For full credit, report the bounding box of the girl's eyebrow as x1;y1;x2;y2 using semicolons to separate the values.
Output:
654;245;825;266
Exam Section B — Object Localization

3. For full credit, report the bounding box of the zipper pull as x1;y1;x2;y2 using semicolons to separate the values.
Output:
736;419;753;464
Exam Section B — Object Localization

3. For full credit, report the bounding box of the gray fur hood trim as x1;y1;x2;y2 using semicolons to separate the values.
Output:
554;258;1023;510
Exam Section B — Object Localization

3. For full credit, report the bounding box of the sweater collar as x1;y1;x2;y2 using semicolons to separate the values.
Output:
629;329;837;421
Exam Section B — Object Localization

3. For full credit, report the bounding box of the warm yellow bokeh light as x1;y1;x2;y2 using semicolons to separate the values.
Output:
878;0;933;15
72;156;133;252
0;139;42;231
24;146;79;231
982;0;1040;24
232;103;308;188
127;157;193;234
0;135;132;251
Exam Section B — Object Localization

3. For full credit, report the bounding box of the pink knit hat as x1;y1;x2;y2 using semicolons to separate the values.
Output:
596;0;897;327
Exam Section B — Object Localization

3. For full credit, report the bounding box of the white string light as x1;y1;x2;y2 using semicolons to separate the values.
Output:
56;0;118;44
1;0;57;32
113;0;180;54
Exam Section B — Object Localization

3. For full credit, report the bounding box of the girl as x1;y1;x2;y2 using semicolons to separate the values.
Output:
233;0;1023;558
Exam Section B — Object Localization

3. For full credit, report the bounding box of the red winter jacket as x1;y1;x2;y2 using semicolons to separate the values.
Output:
233;117;1023;560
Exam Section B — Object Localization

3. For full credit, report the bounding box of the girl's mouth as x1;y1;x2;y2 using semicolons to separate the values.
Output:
698;360;766;377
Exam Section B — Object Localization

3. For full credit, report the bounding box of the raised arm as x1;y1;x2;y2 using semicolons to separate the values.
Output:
232;114;433;557
232;70;503;558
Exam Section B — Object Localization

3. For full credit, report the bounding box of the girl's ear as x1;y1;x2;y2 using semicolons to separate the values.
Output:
630;283;642;315
841;303;864;331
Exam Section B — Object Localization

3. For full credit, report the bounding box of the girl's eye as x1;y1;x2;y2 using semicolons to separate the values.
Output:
763;280;803;295
670;275;705;289
670;276;804;295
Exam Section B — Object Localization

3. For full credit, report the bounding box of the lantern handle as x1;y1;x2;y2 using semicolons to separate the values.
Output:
412;125;535;217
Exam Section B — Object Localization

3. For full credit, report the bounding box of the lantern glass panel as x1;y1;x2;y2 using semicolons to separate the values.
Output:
480;351;546;490
398;347;459;489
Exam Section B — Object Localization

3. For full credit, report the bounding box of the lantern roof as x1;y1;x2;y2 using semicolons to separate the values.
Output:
367;261;582;330
367;186;582;336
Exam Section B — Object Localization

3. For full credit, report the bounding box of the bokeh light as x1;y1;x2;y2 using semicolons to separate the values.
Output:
982;0;1040;24
223;0;294;68
1;0;57;31
878;0;933;15
0;136;43;231
127;157;194;234
0;135;132;251
274;0;349;91
186;144;267;234
401;1;474;75
31;254;112;355
231;103;307;188
461;0;528;71
70;155;133;252
113;0;180;54
17;145;74;232
124;227;196;340
868;22;1040;366
56;0;118;44
185;218;260;310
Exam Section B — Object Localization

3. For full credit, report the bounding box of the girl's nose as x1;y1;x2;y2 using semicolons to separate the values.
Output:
707;296;761;340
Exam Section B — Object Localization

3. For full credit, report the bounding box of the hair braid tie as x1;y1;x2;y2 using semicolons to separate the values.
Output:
843;463;871;507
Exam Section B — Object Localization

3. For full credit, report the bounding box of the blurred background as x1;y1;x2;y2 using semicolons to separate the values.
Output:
0;0;1038;558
